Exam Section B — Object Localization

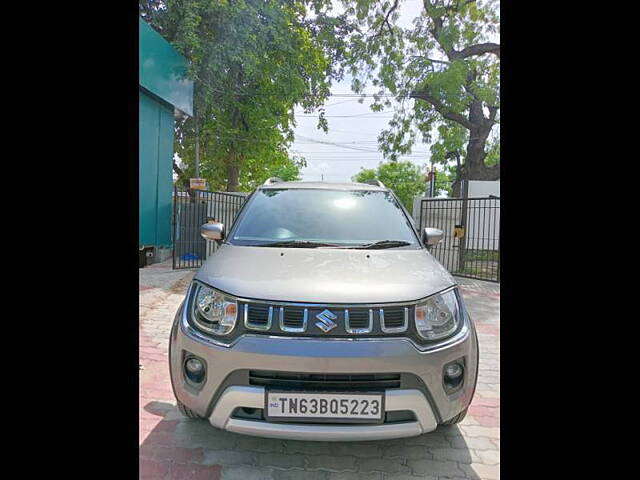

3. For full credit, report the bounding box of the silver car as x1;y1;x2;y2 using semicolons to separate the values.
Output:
169;180;479;441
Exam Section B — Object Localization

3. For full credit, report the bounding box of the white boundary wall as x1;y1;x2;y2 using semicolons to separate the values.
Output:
468;180;500;198
465;181;500;251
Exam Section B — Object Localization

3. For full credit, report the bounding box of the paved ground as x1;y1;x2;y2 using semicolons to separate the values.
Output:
140;262;500;479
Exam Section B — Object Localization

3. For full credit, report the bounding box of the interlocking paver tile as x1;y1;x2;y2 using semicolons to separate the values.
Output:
355;457;411;475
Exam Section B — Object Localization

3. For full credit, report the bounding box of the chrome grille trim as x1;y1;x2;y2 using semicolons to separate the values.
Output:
279;307;308;333
345;308;373;334
244;304;273;331
381;307;409;333
241;302;412;335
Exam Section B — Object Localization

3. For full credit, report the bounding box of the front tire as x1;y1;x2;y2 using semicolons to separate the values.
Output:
440;407;468;425
177;401;203;419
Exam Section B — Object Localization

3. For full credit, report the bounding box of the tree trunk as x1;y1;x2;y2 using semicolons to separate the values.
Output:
226;152;240;192
173;161;187;188
452;178;462;198
450;153;463;197
465;100;499;182
466;127;499;181
226;100;244;192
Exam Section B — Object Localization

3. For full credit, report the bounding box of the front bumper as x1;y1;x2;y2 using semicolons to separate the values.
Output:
169;302;478;441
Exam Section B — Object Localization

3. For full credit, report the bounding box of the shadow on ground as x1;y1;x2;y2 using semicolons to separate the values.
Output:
140;401;482;479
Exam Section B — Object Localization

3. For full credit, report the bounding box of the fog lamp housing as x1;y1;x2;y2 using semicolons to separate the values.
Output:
445;363;463;379
183;355;206;385
443;359;465;393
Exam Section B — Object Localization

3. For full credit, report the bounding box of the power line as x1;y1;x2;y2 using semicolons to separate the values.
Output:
322;98;362;107
294;152;430;158
295;135;381;152
302;158;427;162
295;126;399;136
293;140;429;147
296;151;428;154
295;110;396;118
294;142;381;144
208;84;415;99
324;93;407;97
301;160;428;163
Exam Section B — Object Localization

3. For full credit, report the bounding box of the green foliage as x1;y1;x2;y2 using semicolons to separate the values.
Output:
338;0;500;177
352;161;426;210
142;0;346;191
484;133;499;166
431;163;457;197
428;121;467;174
240;155;307;190
175;147;306;191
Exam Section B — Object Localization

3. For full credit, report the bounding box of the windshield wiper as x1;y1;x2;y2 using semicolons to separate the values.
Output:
257;240;341;248
346;240;412;250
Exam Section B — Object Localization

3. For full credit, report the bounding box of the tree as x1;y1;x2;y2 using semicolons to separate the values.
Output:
140;0;347;191
430;162;458;197
340;0;500;192
172;147;306;191
238;154;307;190
352;161;425;209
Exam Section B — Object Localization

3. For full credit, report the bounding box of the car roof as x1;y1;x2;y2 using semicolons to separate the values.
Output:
259;181;387;192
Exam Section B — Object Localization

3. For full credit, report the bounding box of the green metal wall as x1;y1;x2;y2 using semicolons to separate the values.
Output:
139;89;174;247
139;18;193;116
139;18;192;249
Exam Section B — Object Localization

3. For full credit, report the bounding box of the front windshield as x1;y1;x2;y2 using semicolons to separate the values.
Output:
229;188;419;247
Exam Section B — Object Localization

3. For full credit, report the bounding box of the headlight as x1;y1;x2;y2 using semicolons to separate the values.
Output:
190;282;238;336
414;288;462;341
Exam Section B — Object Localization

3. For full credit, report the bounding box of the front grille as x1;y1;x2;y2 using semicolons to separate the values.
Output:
382;307;407;331
249;371;401;390
246;304;270;328
282;307;305;330
239;301;414;337
347;309;371;331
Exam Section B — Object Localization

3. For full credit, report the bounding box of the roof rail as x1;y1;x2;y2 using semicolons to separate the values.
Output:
361;179;386;188
263;177;284;186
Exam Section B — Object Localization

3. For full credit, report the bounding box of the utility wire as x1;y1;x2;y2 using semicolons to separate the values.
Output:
295;110;396;118
297;160;429;163
295;135;383;153
207;85;412;98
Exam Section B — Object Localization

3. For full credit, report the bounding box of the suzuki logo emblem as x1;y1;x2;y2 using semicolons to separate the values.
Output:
315;309;338;333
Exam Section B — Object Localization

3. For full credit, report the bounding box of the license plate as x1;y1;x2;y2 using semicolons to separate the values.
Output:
265;391;384;423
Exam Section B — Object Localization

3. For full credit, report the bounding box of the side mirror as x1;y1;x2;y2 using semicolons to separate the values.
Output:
201;222;224;241
423;227;444;246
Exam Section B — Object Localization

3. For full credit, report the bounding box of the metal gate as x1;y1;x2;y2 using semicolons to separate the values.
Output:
417;196;500;282
172;188;247;269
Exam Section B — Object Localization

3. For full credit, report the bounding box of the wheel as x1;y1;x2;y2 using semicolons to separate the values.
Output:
177;401;203;419
441;407;468;425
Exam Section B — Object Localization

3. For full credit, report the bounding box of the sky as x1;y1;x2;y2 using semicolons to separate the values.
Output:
294;0;429;183
292;81;430;183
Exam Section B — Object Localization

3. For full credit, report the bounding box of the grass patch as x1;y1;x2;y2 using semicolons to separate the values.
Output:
462;249;499;262
456;265;498;281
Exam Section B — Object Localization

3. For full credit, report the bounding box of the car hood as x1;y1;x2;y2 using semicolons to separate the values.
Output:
195;244;456;304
